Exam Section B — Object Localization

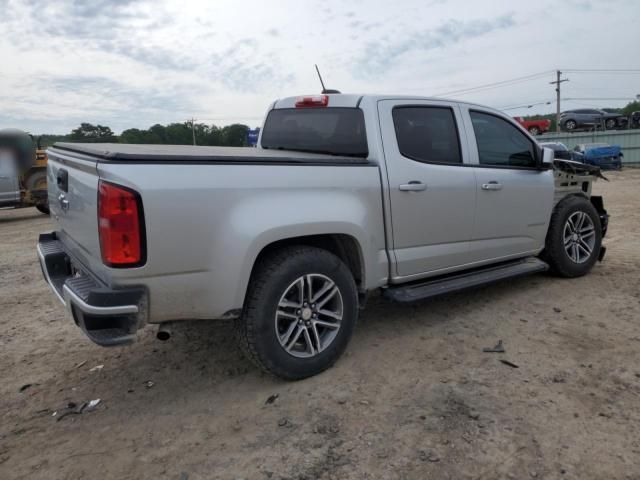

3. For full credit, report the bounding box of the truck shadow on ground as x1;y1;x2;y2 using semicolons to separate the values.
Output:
0;208;47;224
108;272;544;387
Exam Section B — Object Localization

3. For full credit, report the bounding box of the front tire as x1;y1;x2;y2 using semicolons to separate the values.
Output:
235;246;358;380
564;119;577;131
605;118;617;130
542;196;602;278
528;126;540;135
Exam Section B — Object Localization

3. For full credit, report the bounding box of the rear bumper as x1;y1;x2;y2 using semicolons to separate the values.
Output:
37;232;147;347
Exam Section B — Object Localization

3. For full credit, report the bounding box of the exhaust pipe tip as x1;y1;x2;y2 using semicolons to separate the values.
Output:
156;323;172;341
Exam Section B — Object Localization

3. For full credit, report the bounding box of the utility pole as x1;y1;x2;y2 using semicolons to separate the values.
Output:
191;117;196;145
550;70;569;132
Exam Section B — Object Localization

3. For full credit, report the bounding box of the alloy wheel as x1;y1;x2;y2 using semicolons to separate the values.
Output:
275;274;343;358
563;211;596;264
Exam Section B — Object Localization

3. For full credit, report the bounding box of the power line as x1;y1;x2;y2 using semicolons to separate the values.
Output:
564;69;640;73
500;100;553;111
434;70;554;97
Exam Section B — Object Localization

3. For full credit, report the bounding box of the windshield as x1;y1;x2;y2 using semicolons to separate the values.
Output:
261;108;368;157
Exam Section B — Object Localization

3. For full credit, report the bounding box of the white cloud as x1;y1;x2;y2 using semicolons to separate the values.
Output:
0;0;638;134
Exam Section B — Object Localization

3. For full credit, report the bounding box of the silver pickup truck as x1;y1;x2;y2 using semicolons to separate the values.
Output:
38;94;608;379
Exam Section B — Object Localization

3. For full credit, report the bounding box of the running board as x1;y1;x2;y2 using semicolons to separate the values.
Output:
383;258;549;303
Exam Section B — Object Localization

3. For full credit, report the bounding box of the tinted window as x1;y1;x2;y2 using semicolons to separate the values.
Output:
261;108;368;157
470;111;537;168
392;107;462;164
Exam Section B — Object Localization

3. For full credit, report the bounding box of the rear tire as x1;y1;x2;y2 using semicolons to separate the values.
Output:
35;203;49;214
604;118;617;130
528;126;540;135
542;196;602;278
235;246;358;380
564;119;577;131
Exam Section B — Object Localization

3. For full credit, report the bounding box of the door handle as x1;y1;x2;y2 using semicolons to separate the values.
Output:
399;181;427;192
58;193;69;211
481;181;503;191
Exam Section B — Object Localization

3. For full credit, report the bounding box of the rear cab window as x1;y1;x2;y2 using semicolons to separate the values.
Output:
392;106;462;165
261;108;368;157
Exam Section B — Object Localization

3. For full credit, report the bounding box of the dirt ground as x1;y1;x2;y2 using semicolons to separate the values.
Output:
1;170;639;480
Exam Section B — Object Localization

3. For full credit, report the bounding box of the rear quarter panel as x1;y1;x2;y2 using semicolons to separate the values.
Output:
97;162;388;322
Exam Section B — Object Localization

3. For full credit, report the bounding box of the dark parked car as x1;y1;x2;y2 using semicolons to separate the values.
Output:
560;109;623;132
539;142;584;162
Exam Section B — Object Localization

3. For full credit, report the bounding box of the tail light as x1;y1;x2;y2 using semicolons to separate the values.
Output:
98;180;145;267
295;95;329;108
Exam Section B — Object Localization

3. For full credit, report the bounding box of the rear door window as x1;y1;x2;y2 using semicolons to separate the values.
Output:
261;108;368;157
470;111;538;168
392;106;462;164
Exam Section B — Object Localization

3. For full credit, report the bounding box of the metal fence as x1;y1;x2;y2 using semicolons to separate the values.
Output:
535;129;640;165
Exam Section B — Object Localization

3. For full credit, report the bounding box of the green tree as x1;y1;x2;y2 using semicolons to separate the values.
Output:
621;100;640;116
221;124;249;147
69;123;116;142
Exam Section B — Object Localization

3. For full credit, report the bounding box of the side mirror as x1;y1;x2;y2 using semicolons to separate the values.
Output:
540;147;554;169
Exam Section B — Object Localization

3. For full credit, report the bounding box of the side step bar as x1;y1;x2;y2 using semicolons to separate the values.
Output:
383;258;549;303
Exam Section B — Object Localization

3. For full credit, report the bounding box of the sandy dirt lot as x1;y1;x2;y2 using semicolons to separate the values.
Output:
1;170;639;480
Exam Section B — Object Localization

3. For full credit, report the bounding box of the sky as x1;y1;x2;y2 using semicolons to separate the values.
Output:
1;0;639;134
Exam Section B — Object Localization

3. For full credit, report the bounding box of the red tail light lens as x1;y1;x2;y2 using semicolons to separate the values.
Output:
295;95;329;108
98;180;145;267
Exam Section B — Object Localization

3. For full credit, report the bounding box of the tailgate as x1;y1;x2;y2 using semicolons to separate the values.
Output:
46;147;102;270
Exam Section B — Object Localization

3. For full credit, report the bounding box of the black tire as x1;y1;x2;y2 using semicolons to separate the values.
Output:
35;203;49;215
235;246;358;380
528;126;540;136
604;118;616;130
542;196;602;278
564;119;577;131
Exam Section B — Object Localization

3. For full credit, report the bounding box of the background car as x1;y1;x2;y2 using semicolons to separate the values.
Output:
514;117;551;135
560;109;623;131
539;142;584;162
574;143;623;170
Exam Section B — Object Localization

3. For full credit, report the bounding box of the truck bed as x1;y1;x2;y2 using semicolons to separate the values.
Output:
52;143;370;165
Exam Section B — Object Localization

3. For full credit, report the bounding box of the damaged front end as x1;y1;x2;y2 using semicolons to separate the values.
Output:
553;159;609;257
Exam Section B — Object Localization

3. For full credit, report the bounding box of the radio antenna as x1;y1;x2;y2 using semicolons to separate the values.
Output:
315;64;327;93
314;65;341;94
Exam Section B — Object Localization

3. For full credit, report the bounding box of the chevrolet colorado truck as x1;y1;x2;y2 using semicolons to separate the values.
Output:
38;94;608;380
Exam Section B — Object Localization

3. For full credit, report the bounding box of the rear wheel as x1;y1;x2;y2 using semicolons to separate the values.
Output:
35;203;49;214
24;170;49;215
604;118;617;130
528;126;540;135
235;246;358;380
542;196;602;277
564;119;577;131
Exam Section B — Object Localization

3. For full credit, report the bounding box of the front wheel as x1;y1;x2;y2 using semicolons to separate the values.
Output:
604;118;617;130
542;196;602;278
235;246;358;380
528;126;540;135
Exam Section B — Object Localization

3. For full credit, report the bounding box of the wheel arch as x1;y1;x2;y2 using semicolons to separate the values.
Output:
246;232;366;296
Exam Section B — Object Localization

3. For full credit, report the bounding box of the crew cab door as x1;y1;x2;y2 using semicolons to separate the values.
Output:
0;149;20;206
378;100;476;278
460;106;554;262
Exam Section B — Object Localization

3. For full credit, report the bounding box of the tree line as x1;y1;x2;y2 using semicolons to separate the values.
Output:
37;121;250;148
